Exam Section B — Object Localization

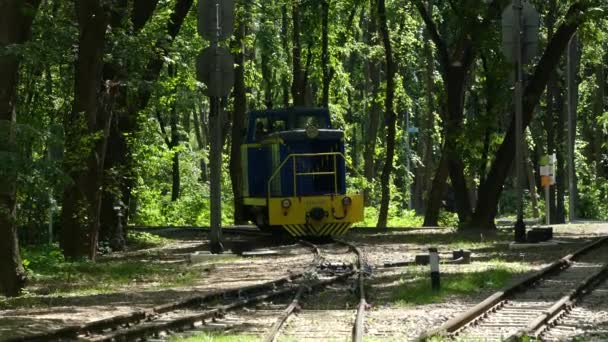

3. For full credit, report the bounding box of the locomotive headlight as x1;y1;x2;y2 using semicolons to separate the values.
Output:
342;196;352;207
281;199;292;209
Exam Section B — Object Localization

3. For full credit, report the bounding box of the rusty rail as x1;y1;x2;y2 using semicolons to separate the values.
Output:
417;236;608;341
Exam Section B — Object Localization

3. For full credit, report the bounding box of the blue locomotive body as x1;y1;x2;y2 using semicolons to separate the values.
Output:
241;108;363;237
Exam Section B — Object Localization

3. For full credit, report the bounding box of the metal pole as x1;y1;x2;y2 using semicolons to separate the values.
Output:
405;110;412;211
47;147;53;244
209;96;223;254
567;34;577;223
513;0;526;242
545;186;550;226
209;0;223;254
48;193;53;244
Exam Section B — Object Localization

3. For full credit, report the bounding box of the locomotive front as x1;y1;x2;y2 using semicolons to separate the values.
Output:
241;108;363;236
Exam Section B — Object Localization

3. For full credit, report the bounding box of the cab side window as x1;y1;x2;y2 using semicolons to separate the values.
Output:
255;118;268;141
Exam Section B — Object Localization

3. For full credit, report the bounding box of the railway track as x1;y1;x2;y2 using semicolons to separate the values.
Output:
12;240;366;342
265;239;370;342
419;236;608;341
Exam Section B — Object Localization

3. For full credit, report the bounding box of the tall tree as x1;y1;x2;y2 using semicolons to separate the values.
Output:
100;0;193;238
413;0;435;214
415;0;482;226
60;0;112;260
321;0;331;108
363;0;381;205
99;0;160;250
0;0;41;297
291;0;305;106
230;0;248;224
375;0;397;228
470;1;594;229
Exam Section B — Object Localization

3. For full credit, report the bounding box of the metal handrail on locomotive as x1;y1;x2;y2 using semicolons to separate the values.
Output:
241;107;364;237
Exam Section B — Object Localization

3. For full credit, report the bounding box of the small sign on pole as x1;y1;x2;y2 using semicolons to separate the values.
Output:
197;0;235;40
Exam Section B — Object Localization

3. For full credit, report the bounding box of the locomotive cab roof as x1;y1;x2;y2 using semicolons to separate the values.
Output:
246;107;341;143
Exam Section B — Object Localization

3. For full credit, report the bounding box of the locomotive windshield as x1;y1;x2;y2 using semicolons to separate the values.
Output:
295;114;328;129
245;108;333;143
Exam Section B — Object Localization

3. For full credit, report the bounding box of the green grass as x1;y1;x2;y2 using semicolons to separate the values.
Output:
357;206;459;228
19;244;201;296
390;262;526;306
126;231;170;248
169;333;260;342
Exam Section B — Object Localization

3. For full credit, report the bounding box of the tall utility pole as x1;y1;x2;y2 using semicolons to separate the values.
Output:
502;0;539;243
512;0;526;242
197;0;235;254
567;34;578;222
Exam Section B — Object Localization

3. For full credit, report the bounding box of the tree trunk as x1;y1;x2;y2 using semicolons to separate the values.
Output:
170;97;180;201
415;0;435;214
363;0;380;206
60;0;111;260
107;0;192;232
524;144;540;218
469;1;590;229
192;106;209;182
593;62;606;179
543;0;558;223
99;0;157;251
291;1;305;106
321;0;330;108
566;35;580;219
375;0;397;228
0;0;40;297
230;2;247;224
281;5;290;108
555;88;567;223
423;152;448;226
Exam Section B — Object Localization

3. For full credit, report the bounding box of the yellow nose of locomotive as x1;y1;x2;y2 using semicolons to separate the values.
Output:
268;194;364;236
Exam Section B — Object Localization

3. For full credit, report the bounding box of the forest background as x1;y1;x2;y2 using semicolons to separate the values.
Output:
1;0;608;296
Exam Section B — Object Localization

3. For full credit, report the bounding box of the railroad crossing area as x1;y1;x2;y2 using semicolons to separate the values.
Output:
0;222;607;341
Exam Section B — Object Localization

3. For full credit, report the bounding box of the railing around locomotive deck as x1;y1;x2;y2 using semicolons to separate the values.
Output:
266;152;345;199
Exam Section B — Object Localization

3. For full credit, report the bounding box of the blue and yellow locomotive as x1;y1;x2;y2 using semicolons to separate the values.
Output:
241;107;363;237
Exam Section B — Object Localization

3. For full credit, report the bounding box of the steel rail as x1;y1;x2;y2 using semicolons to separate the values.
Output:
505;263;608;342
263;240;321;342
10;241;319;342
417;236;608;341
335;239;367;342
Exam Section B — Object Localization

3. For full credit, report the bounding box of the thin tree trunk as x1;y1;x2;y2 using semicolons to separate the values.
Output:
424;152;449;226
376;0;397;228
100;0;157;251
321;0;330;108
524;144;540;218
108;0;192;230
170;92;180;201
0;0;40;297
363;0;380;206
60;0;111;260
230;1;247;224
291;1;305;106
593;62;606;179
281;5;290;108
193;105;209;182
415;0;435;214
555;86;566;223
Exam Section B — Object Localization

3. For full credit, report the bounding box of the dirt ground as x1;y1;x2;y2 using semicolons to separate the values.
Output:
1;222;607;341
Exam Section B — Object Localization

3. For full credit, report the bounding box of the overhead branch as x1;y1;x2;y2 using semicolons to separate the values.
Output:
414;0;450;77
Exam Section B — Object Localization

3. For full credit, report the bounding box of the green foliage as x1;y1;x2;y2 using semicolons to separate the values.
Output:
360;206;423;227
